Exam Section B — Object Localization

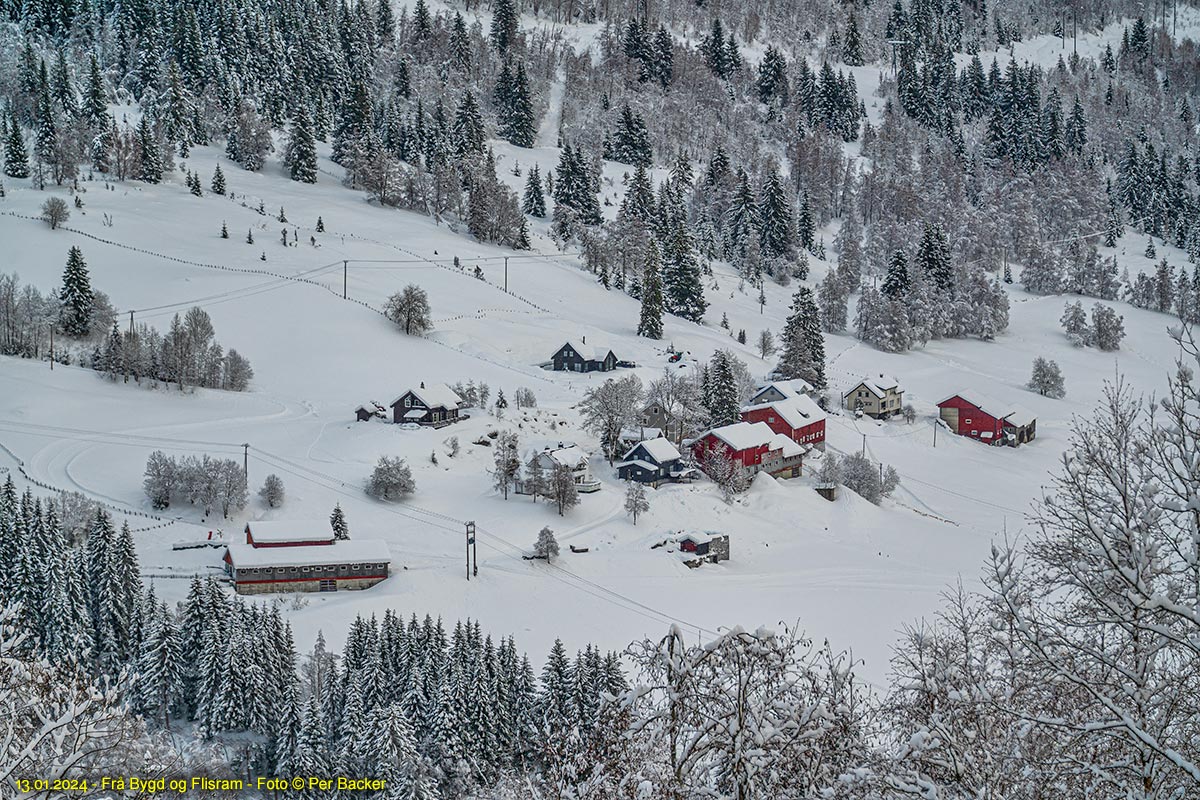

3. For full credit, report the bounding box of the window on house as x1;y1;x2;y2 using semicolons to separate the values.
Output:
319;579;336;592
965;418;972;424
405;396;411;407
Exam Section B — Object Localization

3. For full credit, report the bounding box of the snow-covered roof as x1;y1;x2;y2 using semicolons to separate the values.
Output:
768;433;806;459
743;393;826;429
560;339;615;362
623;437;681;464
752;378;814;401
245;521;334;545
403;409;427;419
391;383;462;410
226;538;390;568
617;459;658;472
1005;406;1037;428
844;374;903;399
937;392;1015;420
677;531;713;545
620;426;662;441
703;421;776;451
541;444;589;469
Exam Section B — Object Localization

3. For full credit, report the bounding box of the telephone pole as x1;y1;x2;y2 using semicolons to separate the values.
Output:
128;310;134;336
343;260;348;299
242;443;250;489
465;521;478;579
503;257;509;293
49;326;53;370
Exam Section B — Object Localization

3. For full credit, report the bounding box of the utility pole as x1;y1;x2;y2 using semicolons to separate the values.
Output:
343;260;348;299
933;422;937;448
861;433;866;456
242;443;249;490
49;326;53;370
465;521;477;579
503;257;509;293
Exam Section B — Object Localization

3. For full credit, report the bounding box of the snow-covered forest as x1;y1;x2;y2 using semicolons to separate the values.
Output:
3;0;1200;794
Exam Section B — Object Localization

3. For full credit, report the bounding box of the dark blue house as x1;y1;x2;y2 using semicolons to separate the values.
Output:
617;438;693;484
551;340;618;372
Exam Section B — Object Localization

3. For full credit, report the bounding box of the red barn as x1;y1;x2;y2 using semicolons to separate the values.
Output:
740;394;827;449
937;394;1037;446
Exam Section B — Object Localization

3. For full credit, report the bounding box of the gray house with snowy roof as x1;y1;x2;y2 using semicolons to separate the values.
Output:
551;340;618;372
390;382;463;426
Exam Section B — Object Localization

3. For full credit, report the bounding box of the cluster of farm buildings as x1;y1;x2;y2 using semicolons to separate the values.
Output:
229;340;1036;595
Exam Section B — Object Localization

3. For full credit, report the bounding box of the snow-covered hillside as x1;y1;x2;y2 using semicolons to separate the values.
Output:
0;107;1186;681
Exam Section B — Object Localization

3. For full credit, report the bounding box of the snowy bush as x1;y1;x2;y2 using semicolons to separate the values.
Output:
41;197;70;229
1091;303;1125;351
1061;301;1090;346
839;451;899;505
384;284;433;335
258;474;284;507
532;526;559;562
366;456;415;501
1027;357;1066;398
624;480;649;523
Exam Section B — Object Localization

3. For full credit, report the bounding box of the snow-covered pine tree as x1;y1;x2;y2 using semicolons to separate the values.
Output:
663;224;707;323
705;350;741;427
777;286;826;388
60;246;94;337
284;105;318;183
3;109;29;178
637;239;665;339
329;503;348;540
757;167;794;260
881;250;910;299
522;165;545;217
136;115;162;184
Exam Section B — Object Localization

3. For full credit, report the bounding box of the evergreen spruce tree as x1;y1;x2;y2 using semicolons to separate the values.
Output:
915;222;953;294
757;168;794;259
453;91;486;156
706;350;741;426
637;239;664;339
3;110;29;178
211;164;226;194
777;286;826;388
842;12;865;66
501;63;536;148
663;225;707;323
522;165;545;217
284;105;318;183
489;0;519;53
60;246;94;337
330;503;349;540
137;115;162;184
881;250;910;299
796;191;815;252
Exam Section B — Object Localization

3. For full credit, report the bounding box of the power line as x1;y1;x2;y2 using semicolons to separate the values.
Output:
249;445;717;636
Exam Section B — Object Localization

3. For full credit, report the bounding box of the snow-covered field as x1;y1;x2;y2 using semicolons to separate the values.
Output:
0;15;1189;680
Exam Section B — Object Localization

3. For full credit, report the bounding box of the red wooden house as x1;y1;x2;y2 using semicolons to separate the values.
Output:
937;394;1037;446
690;422;806;479
739;394;827;449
